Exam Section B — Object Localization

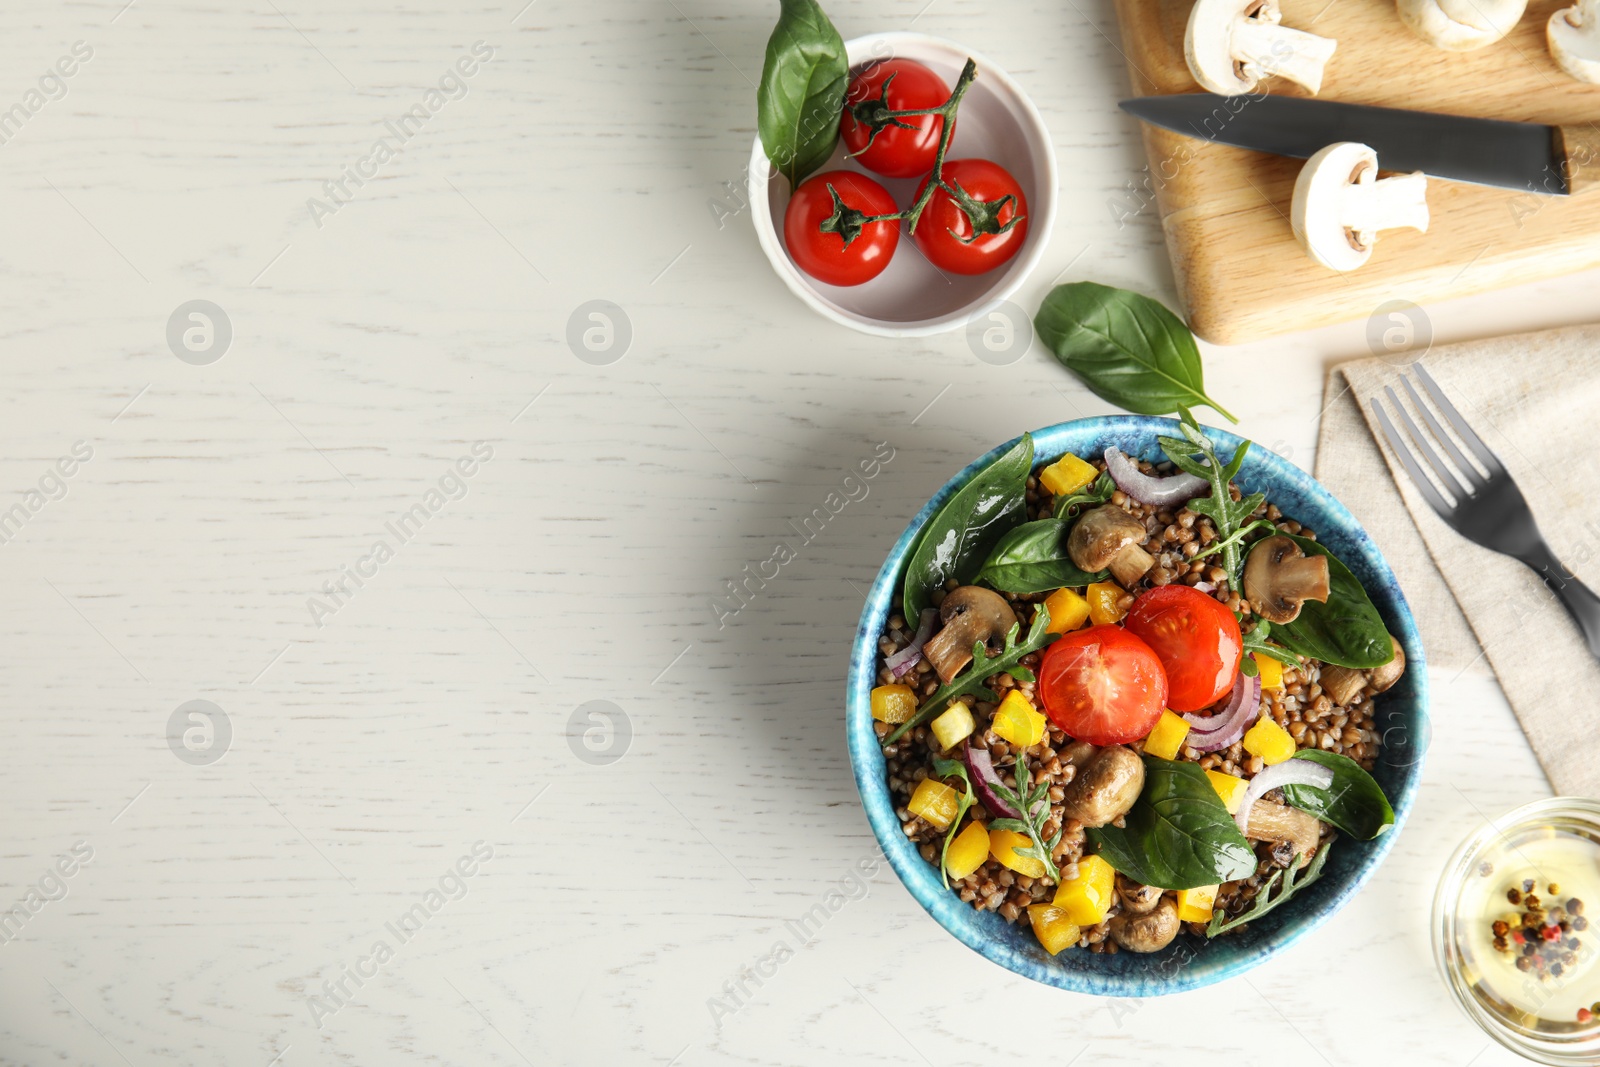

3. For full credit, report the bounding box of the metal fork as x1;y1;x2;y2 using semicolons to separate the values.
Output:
1371;363;1600;661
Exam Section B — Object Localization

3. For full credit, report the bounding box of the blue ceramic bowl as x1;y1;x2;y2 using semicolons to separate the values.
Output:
846;415;1428;996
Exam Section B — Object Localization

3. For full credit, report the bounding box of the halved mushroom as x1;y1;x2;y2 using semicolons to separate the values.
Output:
1058;745;1145;828
1243;535;1331;624
1291;142;1430;273
1243;799;1324;869
1116;874;1164;915
1320;634;1406;705
1109;896;1180;952
1550;0;1600;83
1399;0;1527;51
919;586;1018;684
1069;505;1155;589
1185;0;1338;95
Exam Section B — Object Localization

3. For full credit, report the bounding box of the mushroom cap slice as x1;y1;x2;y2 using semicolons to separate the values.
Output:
919;585;1018;684
1185;0;1337;95
1243;534;1331;625
1550;0;1600;83
1109;897;1181;952
1242;799;1324;869
1068;504;1148;573
1368;634;1406;693
1291;143;1430;273
1058;745;1145;828
1398;0;1528;51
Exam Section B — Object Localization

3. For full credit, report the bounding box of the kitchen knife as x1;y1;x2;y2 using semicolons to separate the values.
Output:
1120;93;1600;196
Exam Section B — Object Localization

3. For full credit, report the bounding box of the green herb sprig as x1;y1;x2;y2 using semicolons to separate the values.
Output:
930;756;977;888
984;749;1061;882
884;605;1057;745
1051;470;1115;520
1237;618;1302;677
1205;840;1332;937
1159;411;1264;588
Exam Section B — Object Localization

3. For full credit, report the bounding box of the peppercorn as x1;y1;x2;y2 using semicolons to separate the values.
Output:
1570;898;1585;916
1526;879;1537;893
1545;926;1562;942
1509;888;1523;904
1525;942;1539;956
1553;962;1566;977
1550;883;1561;895
1493;920;1510;937
1479;860;1494;877
1517;956;1533;972
1577;916;1590;931
1581;1007;1594;1024
1494;936;1509;952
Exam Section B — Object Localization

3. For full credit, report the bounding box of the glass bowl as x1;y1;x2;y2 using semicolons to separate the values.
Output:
1434;796;1600;1064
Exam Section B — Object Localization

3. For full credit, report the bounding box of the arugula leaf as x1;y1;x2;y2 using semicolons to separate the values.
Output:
1269;533;1394;670
982;749;1060;881
1034;282;1236;423
884;605;1058;745
756;0;849;191
1206;840;1332;937
1159;412;1264;587
1238;618;1303;678
1052;471;1115;520
974;518;1108;594
931;756;977;887
901;434;1033;623
1087;756;1257;890
1280;751;1394;840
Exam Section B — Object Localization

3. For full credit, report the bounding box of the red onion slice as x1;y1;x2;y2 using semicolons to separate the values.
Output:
963;742;1024;820
1103;446;1208;509
1235;760;1334;836
886;608;938;678
1182;672;1262;753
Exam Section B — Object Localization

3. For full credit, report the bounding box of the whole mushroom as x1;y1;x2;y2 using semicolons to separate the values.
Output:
1069;505;1155;589
1243;535;1331;624
1109;896;1181;953
1116;874;1164;915
1549;0;1600;82
919;586;1018;684
1291;142;1430;273
1242;799;1325;869
1319;633;1406;705
1398;0;1528;50
1185;0;1339;95
1058;745;1145;828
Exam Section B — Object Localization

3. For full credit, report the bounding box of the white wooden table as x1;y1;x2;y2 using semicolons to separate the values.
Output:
0;1;1582;1064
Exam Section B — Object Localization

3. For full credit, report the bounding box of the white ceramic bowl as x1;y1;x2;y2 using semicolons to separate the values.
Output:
748;32;1057;337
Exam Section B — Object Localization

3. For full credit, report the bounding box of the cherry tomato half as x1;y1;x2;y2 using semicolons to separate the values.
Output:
1123;586;1243;712
839;60;951;179
911;158;1028;276
1038;624;1168;746
783;170;900;287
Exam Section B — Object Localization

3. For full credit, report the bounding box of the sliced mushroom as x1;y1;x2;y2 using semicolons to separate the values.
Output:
1319;634;1406;705
1069;505;1155;589
1243;799;1324;869
1550;0;1600;82
1058;745;1145;828
920;586;1018;684
1109;896;1180;952
1399;0;1528;51
1185;0;1338;95
1292;143;1429;272
1243;535;1331;624
1116;874;1164;915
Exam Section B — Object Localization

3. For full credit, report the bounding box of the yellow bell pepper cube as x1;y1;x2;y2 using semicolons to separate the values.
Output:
1087;581;1126;625
871;684;917;725
1253;652;1286;691
1027;903;1083;956
991;691;1046;748
990;828;1047;879
1176;884;1218;923
930;703;975;751
945;821;989;881
1143;710;1191;761
908;778;959;831
1242;716;1296;765
1038;453;1097;497
1052;854;1116;925
1043;587;1091;634
1206;769;1250;814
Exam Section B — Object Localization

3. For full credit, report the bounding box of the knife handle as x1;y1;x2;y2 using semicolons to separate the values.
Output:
1555;125;1600;194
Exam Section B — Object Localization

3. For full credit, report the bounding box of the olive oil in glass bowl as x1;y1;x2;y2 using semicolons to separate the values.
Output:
1434;797;1600;1064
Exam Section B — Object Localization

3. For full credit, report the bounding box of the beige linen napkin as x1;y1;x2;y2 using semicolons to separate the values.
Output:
1314;323;1600;797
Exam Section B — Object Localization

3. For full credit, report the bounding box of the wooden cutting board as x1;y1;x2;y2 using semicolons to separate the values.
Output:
1112;0;1600;344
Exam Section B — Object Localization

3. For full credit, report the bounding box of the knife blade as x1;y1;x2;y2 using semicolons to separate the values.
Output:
1120;93;1585;196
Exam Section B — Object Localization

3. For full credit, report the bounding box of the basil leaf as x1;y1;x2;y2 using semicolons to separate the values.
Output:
901;434;1033;621
974;518;1108;594
1087;756;1257;890
1269;533;1394;669
1034;283;1236;424
1280;751;1394;840
756;0;848;191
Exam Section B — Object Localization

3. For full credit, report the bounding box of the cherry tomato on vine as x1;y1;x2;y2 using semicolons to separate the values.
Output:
1038;624;1168;745
839;60;952;179
910;158;1028;275
1123;586;1243;712
782;170;900;287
